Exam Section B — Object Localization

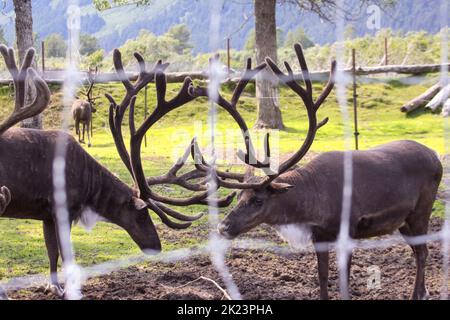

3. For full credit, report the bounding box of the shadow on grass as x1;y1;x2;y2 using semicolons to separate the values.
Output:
406;107;434;119
280;126;307;134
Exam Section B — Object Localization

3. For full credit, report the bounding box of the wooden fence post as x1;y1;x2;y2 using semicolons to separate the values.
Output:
384;37;388;66
227;38;231;77
352;48;360;150
41;41;45;76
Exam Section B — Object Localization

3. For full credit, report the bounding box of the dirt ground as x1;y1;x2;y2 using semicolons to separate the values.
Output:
8;217;450;300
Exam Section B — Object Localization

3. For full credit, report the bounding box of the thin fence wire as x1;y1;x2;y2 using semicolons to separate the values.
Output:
334;0;354;300
0;3;449;301
439;0;450;300
51;0;84;300
1;229;449;297
206;0;242;301
2;64;449;300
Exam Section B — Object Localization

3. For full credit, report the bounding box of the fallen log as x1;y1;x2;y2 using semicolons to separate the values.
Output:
442;98;450;117
400;84;441;113
425;84;450;112
0;63;447;86
355;63;450;75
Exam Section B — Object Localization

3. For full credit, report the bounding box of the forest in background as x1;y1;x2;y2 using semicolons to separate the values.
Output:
0;26;446;74
0;0;446;53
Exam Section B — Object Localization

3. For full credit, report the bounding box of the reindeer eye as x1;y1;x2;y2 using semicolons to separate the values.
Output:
254;198;264;206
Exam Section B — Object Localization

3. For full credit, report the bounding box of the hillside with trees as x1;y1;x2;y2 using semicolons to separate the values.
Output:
0;0;445;53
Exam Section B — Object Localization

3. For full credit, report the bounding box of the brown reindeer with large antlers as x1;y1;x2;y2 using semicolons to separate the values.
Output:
72;67;99;147
0;46;237;298
210;44;442;300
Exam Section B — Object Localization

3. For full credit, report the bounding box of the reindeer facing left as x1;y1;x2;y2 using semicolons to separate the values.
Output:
0;46;236;299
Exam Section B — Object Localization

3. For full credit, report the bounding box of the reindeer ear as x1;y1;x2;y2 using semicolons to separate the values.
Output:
132;197;147;210
267;182;294;194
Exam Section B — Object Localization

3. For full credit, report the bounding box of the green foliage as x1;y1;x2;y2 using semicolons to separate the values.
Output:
244;29;255;51
93;0;151;11
166;24;193;55
0;27;7;45
284;27;315;50
45;33;67;58
111;28;195;71
20;27;448;74
80;34;101;56
86;49;106;69
279;28;448;71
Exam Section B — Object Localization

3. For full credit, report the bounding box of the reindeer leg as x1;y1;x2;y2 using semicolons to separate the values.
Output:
399;223;429;300
75;120;81;142
315;248;330;300
316;251;330;300
87;122;91;147
82;123;86;144
43;220;64;297
52;218;81;300
345;250;353;298
400;191;434;300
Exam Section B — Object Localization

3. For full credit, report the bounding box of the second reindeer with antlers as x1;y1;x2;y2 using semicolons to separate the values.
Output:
72;67;99;147
215;44;442;300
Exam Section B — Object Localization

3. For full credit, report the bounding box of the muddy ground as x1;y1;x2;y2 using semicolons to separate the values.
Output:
8;217;450;300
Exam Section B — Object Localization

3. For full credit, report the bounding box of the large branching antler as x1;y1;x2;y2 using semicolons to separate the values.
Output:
146;139;245;192
264;43;336;179
189;56;272;172
107;50;237;230
186;55;281;189
0;45;51;135
83;66;98;103
190;43;336;190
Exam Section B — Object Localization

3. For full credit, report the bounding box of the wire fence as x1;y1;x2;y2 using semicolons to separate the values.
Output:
0;0;449;301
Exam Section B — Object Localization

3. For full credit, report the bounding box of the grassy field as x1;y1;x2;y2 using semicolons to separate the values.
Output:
0;75;448;281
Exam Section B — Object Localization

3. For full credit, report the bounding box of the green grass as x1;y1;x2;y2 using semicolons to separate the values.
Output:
0;76;448;281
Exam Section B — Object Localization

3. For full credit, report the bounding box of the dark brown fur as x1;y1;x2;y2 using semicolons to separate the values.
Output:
219;140;443;300
0;128;161;295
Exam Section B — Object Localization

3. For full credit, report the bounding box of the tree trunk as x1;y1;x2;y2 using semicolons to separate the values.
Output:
254;0;284;129
13;0;41;129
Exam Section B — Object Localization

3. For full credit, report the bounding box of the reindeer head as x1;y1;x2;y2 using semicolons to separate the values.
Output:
81;67;99;113
218;176;295;239
212;44;336;239
112;192;162;253
105;50;240;252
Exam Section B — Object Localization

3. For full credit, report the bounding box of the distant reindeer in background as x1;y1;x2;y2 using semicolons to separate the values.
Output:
72;67;99;147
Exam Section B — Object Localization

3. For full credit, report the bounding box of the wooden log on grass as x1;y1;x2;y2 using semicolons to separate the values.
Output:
442;98;450;117
425;84;450;113
400;84;441;113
